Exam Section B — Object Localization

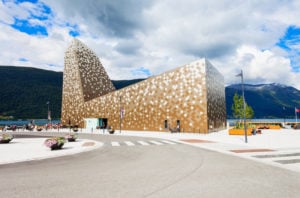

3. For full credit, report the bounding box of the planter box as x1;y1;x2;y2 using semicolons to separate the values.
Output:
108;130;115;134
257;125;281;130
50;143;64;150
67;138;76;142
268;125;281;130
0;139;12;143
229;128;252;136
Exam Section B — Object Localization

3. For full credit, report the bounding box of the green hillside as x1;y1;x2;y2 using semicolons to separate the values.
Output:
0;66;144;119
0;66;62;119
226;84;300;118
1;66;300;119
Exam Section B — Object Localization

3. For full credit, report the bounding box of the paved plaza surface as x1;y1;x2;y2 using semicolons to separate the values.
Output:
116;128;300;173
1;128;300;172
1;129;300;197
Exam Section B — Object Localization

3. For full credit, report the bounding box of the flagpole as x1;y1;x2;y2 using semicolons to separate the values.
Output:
296;107;298;125
46;101;51;128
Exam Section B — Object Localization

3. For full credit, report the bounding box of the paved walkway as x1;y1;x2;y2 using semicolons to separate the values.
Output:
118;128;300;173
93;128;300;173
0;137;102;165
1;128;300;172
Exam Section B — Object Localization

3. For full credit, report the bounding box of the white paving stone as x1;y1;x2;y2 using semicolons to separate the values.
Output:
160;140;176;145
124;141;135;146
149;140;163;145
137;141;150;146
111;141;120;146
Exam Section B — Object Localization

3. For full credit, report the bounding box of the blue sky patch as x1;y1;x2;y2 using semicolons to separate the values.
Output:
277;26;300;70
69;30;80;37
66;23;80;37
131;67;151;77
14;0;38;4
18;57;28;62
6;0;52;36
11;18;48;36
32;4;52;21
277;26;300;50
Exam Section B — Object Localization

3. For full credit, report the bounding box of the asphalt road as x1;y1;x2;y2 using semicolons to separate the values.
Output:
1;132;300;198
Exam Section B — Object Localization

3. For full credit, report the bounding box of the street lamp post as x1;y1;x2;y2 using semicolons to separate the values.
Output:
236;70;248;143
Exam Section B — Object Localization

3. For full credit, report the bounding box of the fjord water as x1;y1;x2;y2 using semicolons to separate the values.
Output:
0;119;60;126
0;119;297;127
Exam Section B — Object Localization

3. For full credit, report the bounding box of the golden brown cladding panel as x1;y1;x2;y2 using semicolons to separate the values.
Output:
61;39;115;126
83;60;209;133
72;39;115;101
61;42;84;126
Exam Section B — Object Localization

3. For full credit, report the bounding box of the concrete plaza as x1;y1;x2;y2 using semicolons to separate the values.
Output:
1;128;300;172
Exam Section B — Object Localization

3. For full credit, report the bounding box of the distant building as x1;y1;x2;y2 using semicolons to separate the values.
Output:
61;39;226;133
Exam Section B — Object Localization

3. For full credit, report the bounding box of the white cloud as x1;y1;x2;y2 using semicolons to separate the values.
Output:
0;21;70;71
0;1;14;24
215;45;300;89
0;0;300;89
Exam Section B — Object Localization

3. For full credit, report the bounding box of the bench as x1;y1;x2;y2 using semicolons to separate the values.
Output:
107;126;115;134
169;127;180;133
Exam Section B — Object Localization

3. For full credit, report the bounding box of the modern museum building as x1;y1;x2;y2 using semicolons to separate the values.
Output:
61;39;226;133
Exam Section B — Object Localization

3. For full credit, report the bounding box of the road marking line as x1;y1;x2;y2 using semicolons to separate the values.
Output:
124;141;135;146
254;152;300;158
111;142;120;146
230;149;275;153
149;140;163;145
161;140;176;145
137;141;150;146
181;139;215;143
274;158;300;164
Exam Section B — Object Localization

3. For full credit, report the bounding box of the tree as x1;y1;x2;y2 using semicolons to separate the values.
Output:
232;93;254;120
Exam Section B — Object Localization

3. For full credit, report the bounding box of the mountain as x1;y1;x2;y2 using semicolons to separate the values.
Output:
0;66;144;119
112;79;145;90
226;84;300;118
0;66;62;119
0;66;300;119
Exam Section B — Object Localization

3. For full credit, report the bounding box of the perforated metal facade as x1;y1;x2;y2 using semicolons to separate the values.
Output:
61;39;226;133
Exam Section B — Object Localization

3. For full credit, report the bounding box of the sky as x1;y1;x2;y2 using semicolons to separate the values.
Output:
0;0;300;89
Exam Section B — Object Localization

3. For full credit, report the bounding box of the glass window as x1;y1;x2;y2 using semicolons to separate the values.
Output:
164;120;168;129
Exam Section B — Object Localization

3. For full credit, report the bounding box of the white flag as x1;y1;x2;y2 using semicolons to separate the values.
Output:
120;108;125;119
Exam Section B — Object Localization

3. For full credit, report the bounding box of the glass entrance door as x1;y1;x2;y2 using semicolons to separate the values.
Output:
98;118;108;129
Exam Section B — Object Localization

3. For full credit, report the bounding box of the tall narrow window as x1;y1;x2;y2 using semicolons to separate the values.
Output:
164;120;168;129
176;120;180;132
176;120;180;127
